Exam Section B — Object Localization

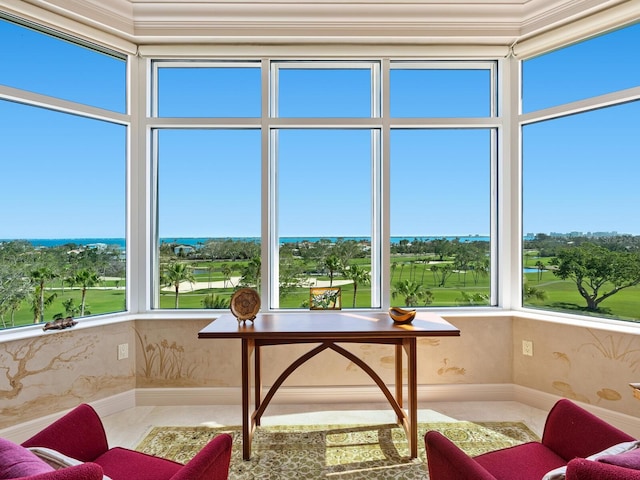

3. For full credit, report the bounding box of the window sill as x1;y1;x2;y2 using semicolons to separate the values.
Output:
2;306;639;344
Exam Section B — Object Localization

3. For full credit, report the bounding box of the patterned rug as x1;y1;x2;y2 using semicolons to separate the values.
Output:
136;421;539;479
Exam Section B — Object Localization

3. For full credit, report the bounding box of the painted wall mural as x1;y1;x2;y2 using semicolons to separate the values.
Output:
514;319;640;416
135;328;198;385
2;315;640;431
0;323;134;428
551;329;640;405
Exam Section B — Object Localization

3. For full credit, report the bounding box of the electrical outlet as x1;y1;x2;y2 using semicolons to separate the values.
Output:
117;343;129;360
522;340;533;356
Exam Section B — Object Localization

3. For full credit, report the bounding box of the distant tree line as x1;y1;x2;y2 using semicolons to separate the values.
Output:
0;240;124;326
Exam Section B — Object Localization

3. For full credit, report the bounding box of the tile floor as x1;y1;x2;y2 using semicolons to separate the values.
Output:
102;401;548;449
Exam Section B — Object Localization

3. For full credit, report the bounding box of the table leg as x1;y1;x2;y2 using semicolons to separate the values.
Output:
405;337;418;458
254;342;262;426
241;338;255;460
395;343;403;425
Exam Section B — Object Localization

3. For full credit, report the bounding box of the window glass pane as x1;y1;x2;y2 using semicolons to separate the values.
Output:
277;67;372;117
522;101;640;321
0;18;126;113
391;68;491;117
390;129;492;307
276;129;374;308
156;129;261;309
522;23;640;113
157;66;261;117
0;100;127;327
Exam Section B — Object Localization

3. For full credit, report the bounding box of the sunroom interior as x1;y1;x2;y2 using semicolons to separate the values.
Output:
1;0;640;451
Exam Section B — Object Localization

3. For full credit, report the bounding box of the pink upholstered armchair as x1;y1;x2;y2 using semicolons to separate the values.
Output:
425;399;635;480
566;458;640;479
20;404;232;480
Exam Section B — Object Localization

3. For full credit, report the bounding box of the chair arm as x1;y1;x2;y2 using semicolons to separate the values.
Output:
425;431;497;480
542;399;634;460
22;404;109;462
16;462;105;480
566;458;640;480
169;433;233;480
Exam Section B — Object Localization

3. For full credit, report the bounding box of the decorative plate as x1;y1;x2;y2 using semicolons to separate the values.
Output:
230;288;260;322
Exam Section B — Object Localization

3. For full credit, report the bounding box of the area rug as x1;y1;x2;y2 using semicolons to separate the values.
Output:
135;421;538;479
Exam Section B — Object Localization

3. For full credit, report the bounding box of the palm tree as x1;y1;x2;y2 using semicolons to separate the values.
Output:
471;257;490;285
240;256;261;293
524;278;547;302
221;263;232;288
323;255;341;287
163;262;195;308
438;264;454;287
72;268;100;316
202;294;230;309
392;279;426;307
30;286;57;324
535;260;545;282
55;298;81;319
30;267;58;323
390;262;398;283
342;263;370;308
398;263;405;281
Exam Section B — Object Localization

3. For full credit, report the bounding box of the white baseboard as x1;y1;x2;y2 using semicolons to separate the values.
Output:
134;383;517;406
0;391;136;444
4;385;640;443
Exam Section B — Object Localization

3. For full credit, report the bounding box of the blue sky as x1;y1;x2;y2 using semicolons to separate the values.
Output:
0;18;638;239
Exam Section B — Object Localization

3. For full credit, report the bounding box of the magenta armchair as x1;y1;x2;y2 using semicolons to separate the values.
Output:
425;399;635;480
566;458;640;479
21;404;232;480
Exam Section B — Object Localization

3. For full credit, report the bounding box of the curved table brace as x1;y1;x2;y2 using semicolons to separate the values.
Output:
253;341;408;429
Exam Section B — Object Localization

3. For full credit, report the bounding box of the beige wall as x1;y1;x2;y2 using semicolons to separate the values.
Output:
512;316;640;417
0;322;134;429
1;315;638;429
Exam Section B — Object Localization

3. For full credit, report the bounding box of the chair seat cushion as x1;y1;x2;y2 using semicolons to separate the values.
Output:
0;438;55;479
474;442;566;480
93;448;182;480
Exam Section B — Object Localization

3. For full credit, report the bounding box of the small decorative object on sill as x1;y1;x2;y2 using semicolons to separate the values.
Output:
630;383;640;401
43;316;78;331
389;307;416;324
230;288;260;324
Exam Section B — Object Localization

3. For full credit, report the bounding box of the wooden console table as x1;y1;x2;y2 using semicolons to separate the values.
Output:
198;311;460;460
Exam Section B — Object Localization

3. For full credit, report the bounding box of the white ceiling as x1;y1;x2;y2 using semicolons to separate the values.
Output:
5;0;635;46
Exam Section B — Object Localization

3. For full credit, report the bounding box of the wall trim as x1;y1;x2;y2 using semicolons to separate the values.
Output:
135;383;517;406
0;391;136;444
4;385;640;442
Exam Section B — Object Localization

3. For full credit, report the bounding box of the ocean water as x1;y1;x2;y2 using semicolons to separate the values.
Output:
2;235;492;249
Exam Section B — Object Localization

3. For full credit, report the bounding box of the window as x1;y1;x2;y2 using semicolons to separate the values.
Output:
275;65;374;117
155;64;261;117
390;129;493;307
155;129;261;309
0;19;127;329
151;60;496;312
522;22;640;113
0;18;126;112
521;23;640;322
390;64;493;117
274;128;376;308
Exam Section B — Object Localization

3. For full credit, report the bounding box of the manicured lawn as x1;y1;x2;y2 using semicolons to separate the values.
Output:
7;255;640;328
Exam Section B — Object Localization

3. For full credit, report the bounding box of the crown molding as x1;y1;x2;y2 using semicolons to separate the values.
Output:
2;0;634;47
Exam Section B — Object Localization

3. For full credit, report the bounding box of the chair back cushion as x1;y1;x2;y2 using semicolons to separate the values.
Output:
0;438;54;479
542;399;635;460
566;458;640;480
